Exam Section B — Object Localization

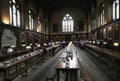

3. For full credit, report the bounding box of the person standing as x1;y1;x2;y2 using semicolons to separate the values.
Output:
42;46;47;61
52;47;55;56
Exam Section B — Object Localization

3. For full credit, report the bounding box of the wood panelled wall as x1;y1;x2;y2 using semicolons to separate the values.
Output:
0;24;43;50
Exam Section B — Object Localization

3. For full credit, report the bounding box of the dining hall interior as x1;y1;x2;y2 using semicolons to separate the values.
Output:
0;0;120;81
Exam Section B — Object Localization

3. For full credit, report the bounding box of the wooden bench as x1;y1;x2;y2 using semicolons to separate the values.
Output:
85;44;120;77
100;57;111;66
85;48;100;58
46;69;56;81
115;65;120;77
55;47;62;53
100;56;120;77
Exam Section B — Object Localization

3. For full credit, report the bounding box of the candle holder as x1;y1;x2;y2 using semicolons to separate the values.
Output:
113;42;119;52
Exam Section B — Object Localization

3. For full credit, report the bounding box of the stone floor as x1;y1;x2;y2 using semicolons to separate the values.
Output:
0;46;119;81
77;47;119;81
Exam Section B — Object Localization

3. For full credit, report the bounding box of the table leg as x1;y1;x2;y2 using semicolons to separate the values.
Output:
71;70;78;81
57;70;60;81
70;71;73;81
65;71;68;81
75;70;77;81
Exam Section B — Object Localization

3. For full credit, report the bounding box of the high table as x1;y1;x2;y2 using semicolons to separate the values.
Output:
54;50;80;81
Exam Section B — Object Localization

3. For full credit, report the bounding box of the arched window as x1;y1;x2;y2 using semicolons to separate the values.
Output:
9;0;21;27
62;14;73;32
113;0;119;20
29;10;34;30
100;4;104;26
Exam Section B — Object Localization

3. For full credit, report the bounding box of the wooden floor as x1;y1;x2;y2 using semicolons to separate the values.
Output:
0;47;119;81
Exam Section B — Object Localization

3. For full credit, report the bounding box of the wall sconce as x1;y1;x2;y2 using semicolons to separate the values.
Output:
25;26;28;29
108;27;112;30
2;16;10;24
37;27;40;32
113;42;119;47
104;20;107;25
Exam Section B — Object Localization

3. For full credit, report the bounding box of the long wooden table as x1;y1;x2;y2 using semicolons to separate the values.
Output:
0;49;43;81
85;44;120;59
54;50;80;81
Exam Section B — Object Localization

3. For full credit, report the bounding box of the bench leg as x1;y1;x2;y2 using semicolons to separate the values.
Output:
117;70;120;77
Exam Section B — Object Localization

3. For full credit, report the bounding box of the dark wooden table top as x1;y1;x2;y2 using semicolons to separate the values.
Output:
85;44;120;59
0;49;43;69
54;52;80;70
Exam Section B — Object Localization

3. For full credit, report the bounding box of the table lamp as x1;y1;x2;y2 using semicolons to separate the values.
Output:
7;47;13;60
113;42;119;47
113;42;119;53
